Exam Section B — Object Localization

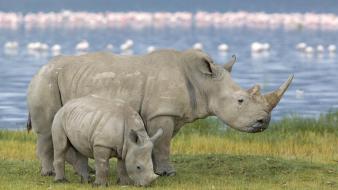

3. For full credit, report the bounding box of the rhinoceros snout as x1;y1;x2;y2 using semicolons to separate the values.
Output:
249;124;267;133
248;115;271;133
136;173;158;187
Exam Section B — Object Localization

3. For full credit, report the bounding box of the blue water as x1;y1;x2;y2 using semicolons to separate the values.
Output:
0;0;338;14
0;1;338;129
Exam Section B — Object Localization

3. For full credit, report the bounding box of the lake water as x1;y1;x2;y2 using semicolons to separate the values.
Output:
0;0;338;129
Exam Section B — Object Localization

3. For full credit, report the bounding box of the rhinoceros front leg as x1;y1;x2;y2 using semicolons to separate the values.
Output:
147;116;176;176
116;159;134;185
93;146;111;187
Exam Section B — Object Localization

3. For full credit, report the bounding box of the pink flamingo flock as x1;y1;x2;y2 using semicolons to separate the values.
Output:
0;11;338;30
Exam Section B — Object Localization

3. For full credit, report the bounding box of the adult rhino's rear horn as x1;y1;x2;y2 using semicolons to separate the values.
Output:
264;75;294;111
224;55;237;72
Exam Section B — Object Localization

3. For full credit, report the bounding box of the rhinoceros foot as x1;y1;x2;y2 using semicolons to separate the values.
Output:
41;170;55;176
155;163;176;176
92;181;108;187
117;175;134;186
54;178;69;183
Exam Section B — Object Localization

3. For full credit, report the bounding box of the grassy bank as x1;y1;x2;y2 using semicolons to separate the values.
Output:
0;112;337;189
0;154;337;190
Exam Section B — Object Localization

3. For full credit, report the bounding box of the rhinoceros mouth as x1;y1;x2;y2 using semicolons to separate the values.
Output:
246;122;268;133
247;126;267;133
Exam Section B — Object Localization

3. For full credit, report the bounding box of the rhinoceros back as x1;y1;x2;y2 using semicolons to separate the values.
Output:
56;52;150;111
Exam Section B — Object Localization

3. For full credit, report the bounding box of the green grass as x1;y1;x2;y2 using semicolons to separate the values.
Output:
0;155;337;190
0;111;338;189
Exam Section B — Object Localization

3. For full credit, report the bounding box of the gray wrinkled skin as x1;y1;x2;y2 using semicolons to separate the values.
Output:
52;96;161;186
27;49;292;176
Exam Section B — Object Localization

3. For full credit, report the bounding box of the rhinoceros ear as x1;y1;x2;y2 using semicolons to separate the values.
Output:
224;55;237;73
129;129;141;146
247;84;261;96
198;58;220;78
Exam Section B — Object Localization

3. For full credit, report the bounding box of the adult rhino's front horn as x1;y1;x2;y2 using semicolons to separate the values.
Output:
264;75;294;111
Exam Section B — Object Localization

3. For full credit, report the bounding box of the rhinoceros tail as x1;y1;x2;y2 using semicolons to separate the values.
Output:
27;112;32;132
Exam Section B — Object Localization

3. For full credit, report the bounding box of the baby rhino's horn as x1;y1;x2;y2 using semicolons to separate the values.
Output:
150;128;163;143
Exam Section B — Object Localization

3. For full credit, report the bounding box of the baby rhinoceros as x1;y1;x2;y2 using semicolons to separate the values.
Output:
51;95;162;186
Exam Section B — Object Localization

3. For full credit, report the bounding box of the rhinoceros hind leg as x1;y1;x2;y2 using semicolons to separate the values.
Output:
37;133;55;176
68;150;89;183
52;123;70;182
147;116;176;176
65;147;93;179
28;75;62;176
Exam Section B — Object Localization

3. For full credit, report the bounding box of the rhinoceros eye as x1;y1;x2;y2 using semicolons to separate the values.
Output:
137;166;141;170
238;99;244;104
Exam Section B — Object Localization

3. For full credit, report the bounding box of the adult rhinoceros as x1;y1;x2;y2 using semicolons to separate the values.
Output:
27;49;293;176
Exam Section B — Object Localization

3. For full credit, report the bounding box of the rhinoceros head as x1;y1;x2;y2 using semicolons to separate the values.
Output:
183;50;293;133
211;75;293;133
124;128;163;186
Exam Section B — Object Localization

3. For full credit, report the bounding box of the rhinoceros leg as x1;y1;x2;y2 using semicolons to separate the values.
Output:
30;105;57;176
116;159;134;185
52;123;69;182
93;146;111;187
65;148;90;183
28;73;62;176
147;116;176;176
37;132;55;176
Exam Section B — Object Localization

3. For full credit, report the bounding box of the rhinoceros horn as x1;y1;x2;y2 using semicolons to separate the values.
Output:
264;75;294;110
150;128;163;143
224;55;237;72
